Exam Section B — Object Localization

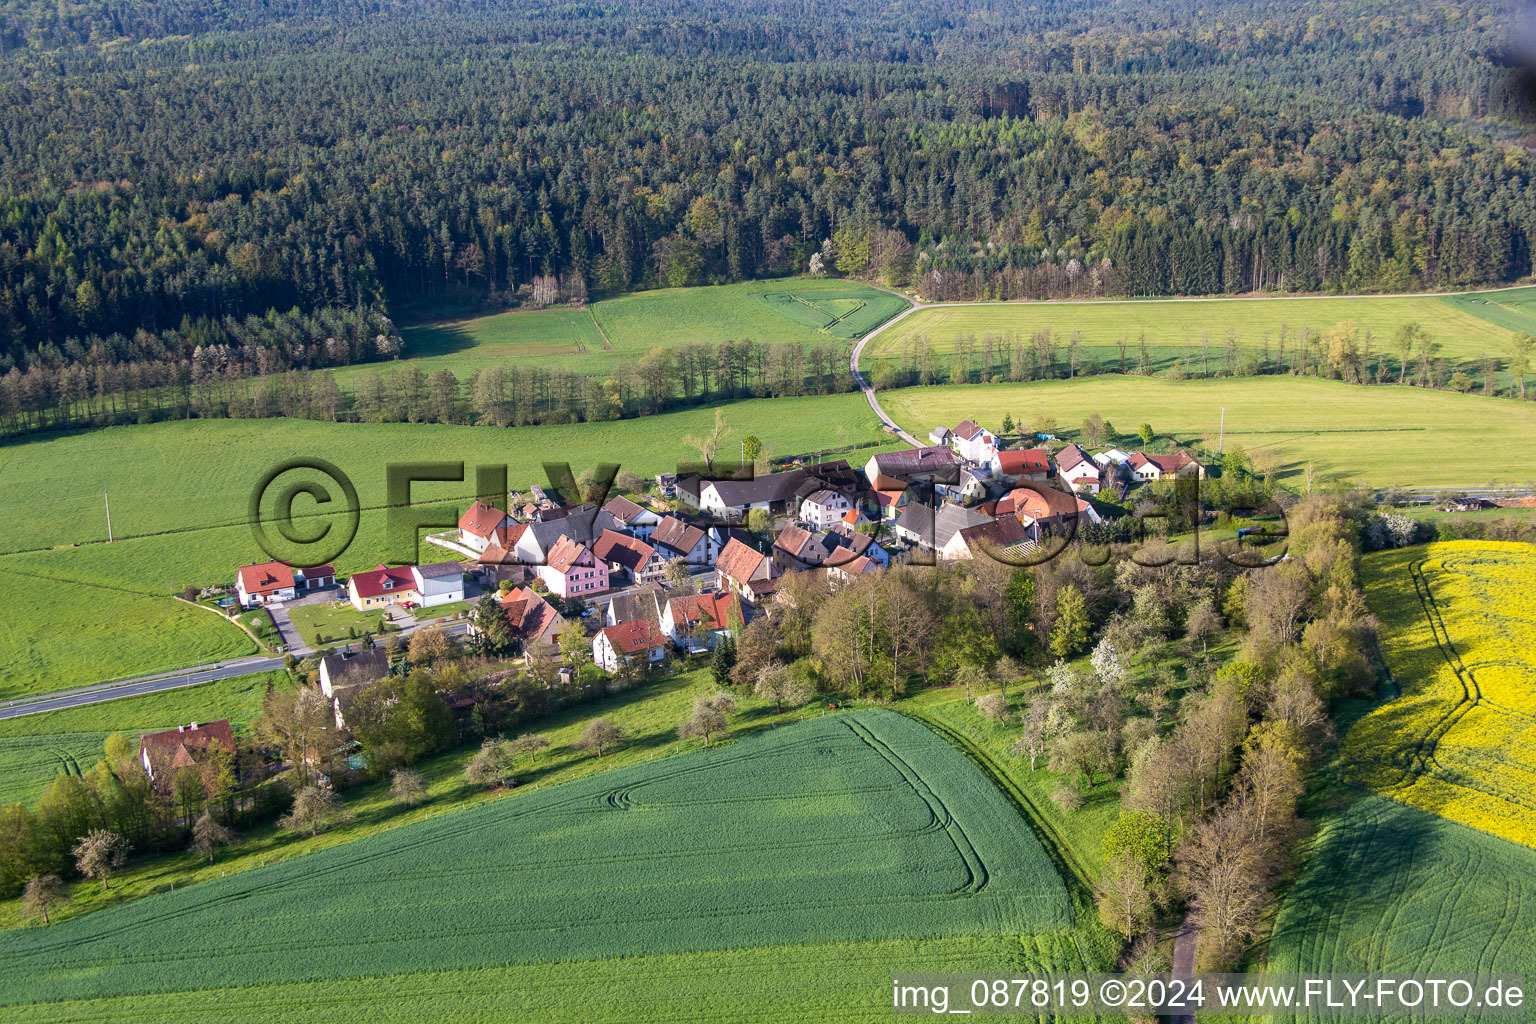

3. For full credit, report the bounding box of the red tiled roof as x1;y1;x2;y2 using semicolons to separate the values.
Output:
304;564;336;579
140;719;236;778
499;586;561;641
715;537;768;582
652;515;705;555
994;448;1051;475
545;535;591;574
1055;443;1096;473
458;500;509;539
238;561;294;596
598;618;668;656
954;419;985;441
602;495;648;524
593;529;656;574
1007;484;1080;521
667;591;742;632
350;565;417;599
1129;449;1201;473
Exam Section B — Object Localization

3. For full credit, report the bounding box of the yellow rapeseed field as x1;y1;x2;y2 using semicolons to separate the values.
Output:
1350;541;1536;848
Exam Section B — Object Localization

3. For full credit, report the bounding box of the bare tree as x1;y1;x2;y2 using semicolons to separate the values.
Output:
279;786;355;838
464;738;517;788
1011;698;1053;770
510;733;552;765
389;768;428;808
189;814;236;863
1097;851;1157;941
21;875;67;925
1177;804;1267;969
72;830;127;891
679;693;738;746
681;408;732;470
575;718;622;758
975;693;1009;724
754;665;812;712
1185;599;1222;654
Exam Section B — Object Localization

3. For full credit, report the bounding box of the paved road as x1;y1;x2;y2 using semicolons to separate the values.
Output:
848;299;926;447
1169;914;1201;1024
0;620;471;721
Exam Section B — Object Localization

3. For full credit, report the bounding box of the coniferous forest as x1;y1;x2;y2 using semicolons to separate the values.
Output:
1;0;1534;398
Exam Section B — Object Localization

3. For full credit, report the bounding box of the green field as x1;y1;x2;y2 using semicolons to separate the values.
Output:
0;392;892;698
865;289;1533;386
367;278;907;388
879;378;1536;489
0;672;282;806
0;709;1087;1017
1267;796;1536;1021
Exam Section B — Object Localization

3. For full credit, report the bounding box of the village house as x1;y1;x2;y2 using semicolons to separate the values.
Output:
592;618;670;673
827;553;882;585
513;507;622;565
892;500;991;552
983;483;1100;533
139;719;237;785
651;515;712;565
537;536;609;599
318;646;392;728
602;494;662;539
949;419;999;463
864;446;960;484
348;565;419;611
936;466;989;504
660;590;743;653
940;514;1038;562
799;488;854;529
868;473;916;521
235;561;306;607
714;536;778;605
772;524;833;573
823;525;890;568
496;586;567;658
1127;450;1206;482
593;529;667;585
990;447;1052;484
456;501;514;555
606;586;663;627
410;561;466;607
697;468;812;519
928;425;954;446
1055;443;1103;494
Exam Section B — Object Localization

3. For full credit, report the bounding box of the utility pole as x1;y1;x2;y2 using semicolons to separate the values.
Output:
104;490;113;542
1218;407;1226;456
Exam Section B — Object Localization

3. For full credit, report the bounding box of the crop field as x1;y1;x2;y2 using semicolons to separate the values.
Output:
756;285;911;338
0;393;893;698
880;378;1536;489
0;672;281;806
0;710;1080;1014
863;289;1529;386
1344;542;1536;848
1267;796;1536;1018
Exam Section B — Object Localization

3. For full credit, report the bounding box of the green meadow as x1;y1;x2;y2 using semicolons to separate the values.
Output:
0;672;282;806
864;288;1533;386
0;393;892;698
0;710;1102;1021
880;377;1536;489
328;278;907;389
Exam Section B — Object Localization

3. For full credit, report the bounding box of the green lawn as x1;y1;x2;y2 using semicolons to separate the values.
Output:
879;377;1536;489
0;392;894;699
287;599;397;648
0;708;1080;1013
864;289;1530;388
0;671;283;807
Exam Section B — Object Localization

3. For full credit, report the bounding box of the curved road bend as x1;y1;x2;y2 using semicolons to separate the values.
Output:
0;621;471;721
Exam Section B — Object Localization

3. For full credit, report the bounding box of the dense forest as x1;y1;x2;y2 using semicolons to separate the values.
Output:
0;0;1534;393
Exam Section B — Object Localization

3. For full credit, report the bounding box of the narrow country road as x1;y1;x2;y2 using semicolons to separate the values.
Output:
848;298;926;447
0;620;471;721
1169;914;1201;1024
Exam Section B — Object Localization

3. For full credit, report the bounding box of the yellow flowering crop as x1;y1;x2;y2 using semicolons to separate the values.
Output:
1348;541;1536;848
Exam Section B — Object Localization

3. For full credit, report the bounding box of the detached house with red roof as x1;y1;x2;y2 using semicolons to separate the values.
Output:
537;536;608;599
1127;450;1205;483
592;529;667;585
348;565;420;611
660;590;743;653
714;536;778;605
990;447;1052;484
950;419;999;463
236;561;296;607
457;500;513;555
592;618;669;673
139;719;236;785
1055;443;1103;495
